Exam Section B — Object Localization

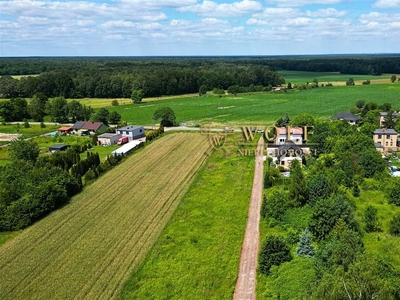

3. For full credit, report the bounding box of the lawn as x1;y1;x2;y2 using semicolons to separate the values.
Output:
109;83;400;127
0;133;211;300
120;133;255;300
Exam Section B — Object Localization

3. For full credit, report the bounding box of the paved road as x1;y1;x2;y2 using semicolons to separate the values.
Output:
233;136;264;300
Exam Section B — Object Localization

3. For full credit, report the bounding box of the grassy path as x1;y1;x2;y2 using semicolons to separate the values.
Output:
0;133;210;300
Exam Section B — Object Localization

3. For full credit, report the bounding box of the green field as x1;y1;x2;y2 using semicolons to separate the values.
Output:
278;70;396;84
121;134;254;299
0;133;211;300
108;84;400;126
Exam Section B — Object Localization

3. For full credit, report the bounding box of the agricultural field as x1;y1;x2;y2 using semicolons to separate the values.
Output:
120;134;255;299
278;70;397;85
0;133;211;300
109;83;400;127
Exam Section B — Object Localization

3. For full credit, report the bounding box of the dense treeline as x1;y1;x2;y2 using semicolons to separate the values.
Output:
260;111;400;298
0;58;286;99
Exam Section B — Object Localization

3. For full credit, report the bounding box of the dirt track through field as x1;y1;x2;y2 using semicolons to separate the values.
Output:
234;137;264;300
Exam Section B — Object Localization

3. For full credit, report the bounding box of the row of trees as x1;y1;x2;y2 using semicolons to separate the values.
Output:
0;95;121;124
1;55;400;76
0;62;285;99
259;113;400;298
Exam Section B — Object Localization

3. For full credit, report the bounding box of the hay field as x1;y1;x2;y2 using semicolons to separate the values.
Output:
0;133;211;300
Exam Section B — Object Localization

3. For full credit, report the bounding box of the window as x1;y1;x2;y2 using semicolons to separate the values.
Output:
386;141;388;146
378;135;382;139
279;139;285;143
387;135;390;139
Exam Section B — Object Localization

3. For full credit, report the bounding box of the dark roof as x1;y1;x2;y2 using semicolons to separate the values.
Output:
71;121;107;131
49;144;70;150
374;143;384;148
277;140;304;159
373;128;398;135
330;112;361;121
98;133;120;138
117;125;144;132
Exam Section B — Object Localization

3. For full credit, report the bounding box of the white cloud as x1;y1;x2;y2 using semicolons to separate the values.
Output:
305;8;347;18
265;0;341;7
373;0;400;8
117;0;197;9
178;0;263;17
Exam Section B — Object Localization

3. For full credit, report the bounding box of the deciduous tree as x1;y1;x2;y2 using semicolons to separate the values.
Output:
259;235;292;275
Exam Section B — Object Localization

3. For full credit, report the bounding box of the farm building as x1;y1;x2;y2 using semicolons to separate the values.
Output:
111;140;143;156
70;121;108;135
58;127;72;135
49;144;70;152
116;125;145;141
97;133;122;146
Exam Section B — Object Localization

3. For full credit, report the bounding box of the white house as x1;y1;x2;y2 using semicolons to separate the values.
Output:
275;127;304;145
116;125;145;141
97;133;122;146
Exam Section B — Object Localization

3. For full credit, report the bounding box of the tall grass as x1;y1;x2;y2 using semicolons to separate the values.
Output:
120;134;255;299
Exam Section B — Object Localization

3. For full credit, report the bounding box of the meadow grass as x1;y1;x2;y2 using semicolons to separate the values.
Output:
0;123;59;138
120;134;255;300
109;84;400;127
0;133;211;300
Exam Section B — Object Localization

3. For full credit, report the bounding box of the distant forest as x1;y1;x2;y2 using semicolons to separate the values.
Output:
0;55;400;99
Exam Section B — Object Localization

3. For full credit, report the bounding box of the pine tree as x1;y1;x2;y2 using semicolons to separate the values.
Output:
295;229;315;258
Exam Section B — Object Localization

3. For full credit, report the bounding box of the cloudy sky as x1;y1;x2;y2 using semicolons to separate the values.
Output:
0;0;399;56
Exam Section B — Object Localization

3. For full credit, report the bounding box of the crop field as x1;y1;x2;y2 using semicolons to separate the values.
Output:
278;70;396;84
110;83;400;126
121;134;255;299
0;133;211;300
73;98;133;108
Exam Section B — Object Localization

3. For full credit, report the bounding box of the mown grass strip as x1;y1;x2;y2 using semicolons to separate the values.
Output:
120;138;255;300
0;133;210;300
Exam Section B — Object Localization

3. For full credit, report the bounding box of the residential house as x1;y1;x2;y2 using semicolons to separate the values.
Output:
330;112;361;125
379;112;399;127
116;125;145;141
269;140;304;169
70;121;108;136
97;133;122;146
373;128;398;153
275;127;304;145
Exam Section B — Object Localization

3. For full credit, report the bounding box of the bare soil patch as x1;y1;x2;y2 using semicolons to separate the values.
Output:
0;133;21;141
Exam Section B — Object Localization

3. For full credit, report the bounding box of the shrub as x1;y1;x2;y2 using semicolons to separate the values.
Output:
307;172;332;206
364;205;380;233
111;100;119;106
84;168;97;181
264;190;288;221
387;180;400;206
259;235;292;275
389;214;400;236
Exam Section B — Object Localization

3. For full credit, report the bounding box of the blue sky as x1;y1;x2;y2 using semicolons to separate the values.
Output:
0;0;399;56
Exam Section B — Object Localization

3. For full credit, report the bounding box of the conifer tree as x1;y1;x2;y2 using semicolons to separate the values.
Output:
295;228;315;258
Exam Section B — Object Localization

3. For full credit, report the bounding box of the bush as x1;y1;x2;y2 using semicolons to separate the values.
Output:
364;205;380;233
389;214;400;236
111;99;119;106
84;168;97;181
387;180;400;206
259;235;292;275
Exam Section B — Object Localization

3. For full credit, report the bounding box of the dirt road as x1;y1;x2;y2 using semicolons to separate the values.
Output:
234;137;264;300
